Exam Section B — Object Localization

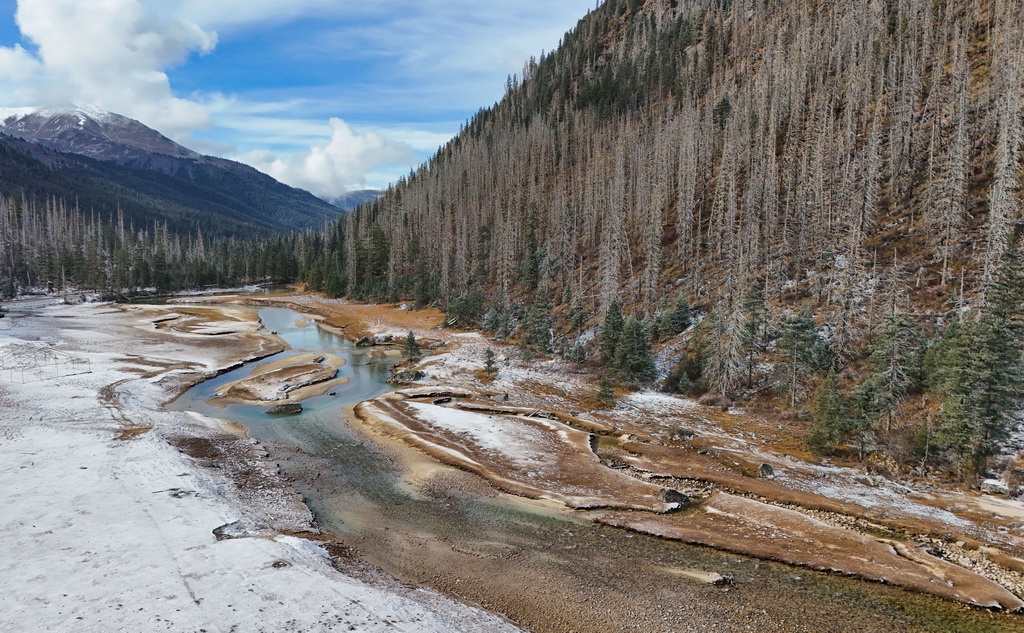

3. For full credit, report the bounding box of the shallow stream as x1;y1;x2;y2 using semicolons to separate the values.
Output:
169;305;1020;633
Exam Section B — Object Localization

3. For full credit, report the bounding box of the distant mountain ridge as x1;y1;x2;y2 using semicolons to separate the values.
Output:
0;105;341;235
329;189;383;211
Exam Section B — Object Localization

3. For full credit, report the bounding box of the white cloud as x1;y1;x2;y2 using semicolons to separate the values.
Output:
239;117;413;199
0;0;596;193
1;0;216;136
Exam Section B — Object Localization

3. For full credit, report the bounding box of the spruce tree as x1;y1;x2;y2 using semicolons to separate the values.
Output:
600;300;625;365
596;376;616;408
569;340;587;364
777;311;825;407
613;316;657;386
570;296;589;333
849;377;885;459
525;286;553;353
483;348;498;373
867;308;920;429
403;331;421;359
740;286;767;388
807;372;849;455
482;308;501;334
935;248;1024;476
666;295;691;336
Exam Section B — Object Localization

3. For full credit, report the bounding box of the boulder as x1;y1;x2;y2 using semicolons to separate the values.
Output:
265;403;303;415
759;463;775;479
981;479;1010;495
659;488;692;508
707;572;735;586
387;369;425;384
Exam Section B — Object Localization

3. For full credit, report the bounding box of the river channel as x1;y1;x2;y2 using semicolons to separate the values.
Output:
169;305;1020;633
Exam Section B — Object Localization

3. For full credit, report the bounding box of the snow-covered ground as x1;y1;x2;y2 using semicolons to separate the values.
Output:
0;301;521;633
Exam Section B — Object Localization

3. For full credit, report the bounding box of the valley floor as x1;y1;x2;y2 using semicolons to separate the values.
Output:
3;293;1024;633
0;298;520;633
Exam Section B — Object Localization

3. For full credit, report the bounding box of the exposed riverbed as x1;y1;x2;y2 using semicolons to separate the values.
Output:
164;304;1023;633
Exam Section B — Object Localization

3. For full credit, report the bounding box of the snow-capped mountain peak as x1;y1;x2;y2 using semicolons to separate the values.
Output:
0;104;199;164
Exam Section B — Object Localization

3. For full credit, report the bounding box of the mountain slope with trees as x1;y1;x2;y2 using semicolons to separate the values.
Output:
0;107;341;237
303;0;1024;479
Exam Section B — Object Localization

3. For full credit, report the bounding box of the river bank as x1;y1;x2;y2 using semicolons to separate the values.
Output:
0;298;521;632
3;294;1024;632
213;292;1024;631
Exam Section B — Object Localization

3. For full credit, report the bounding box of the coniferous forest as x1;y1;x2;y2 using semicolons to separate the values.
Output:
4;0;1024;478
297;0;1024;478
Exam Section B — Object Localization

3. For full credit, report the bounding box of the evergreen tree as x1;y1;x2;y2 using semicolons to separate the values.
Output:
483;348;498;373
525;286;553;353
666;295;692;335
848;377;885;459
599;300;625;365
446;285;485;326
596;376;616;408
740;286;767;389
935;248;1024;476
403;331;422;359
570;296;589;333
807;372;849;455
777;311;825;407
568;339;587;364
867;308;920;429
482;308;501;334
613;316;657;386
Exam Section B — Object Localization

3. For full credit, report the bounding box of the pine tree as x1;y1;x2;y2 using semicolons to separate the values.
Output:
483;348;498;373
740;286;767;389
807;372;849;455
867;308;920;429
613;316;657;387
568;340;587;364
665;295;691;336
970;247;1024;456
482;308;501;334
848;377;885;459
777;311;825;407
525;286;553;353
570;296;589;333
936;248;1024;476
596;376;616;408
403;331;422;359
600;300;625;365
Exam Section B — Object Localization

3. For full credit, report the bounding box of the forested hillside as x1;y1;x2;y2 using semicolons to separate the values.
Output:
303;0;1024;476
0;193;305;298
0;132;341;238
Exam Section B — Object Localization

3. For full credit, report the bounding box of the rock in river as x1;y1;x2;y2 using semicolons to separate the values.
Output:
266;403;303;415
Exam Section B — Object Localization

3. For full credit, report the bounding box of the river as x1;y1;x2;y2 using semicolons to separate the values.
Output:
169;305;1019;633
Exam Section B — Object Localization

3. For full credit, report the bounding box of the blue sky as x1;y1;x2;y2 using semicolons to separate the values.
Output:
0;0;595;197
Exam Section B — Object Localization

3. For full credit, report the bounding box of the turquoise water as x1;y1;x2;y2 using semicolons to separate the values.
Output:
167;306;394;448
166;305;1022;633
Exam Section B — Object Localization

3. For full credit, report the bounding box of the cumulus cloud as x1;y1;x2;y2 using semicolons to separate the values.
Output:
0;0;216;136
0;0;595;193
240;118;413;199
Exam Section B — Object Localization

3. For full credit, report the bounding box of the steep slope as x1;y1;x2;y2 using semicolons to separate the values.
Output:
327;0;1020;338
304;0;1024;474
0;106;340;235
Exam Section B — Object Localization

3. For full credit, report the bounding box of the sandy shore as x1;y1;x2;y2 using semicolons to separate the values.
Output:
0;298;521;633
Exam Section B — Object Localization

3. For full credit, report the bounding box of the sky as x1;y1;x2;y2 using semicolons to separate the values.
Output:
0;0;595;198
